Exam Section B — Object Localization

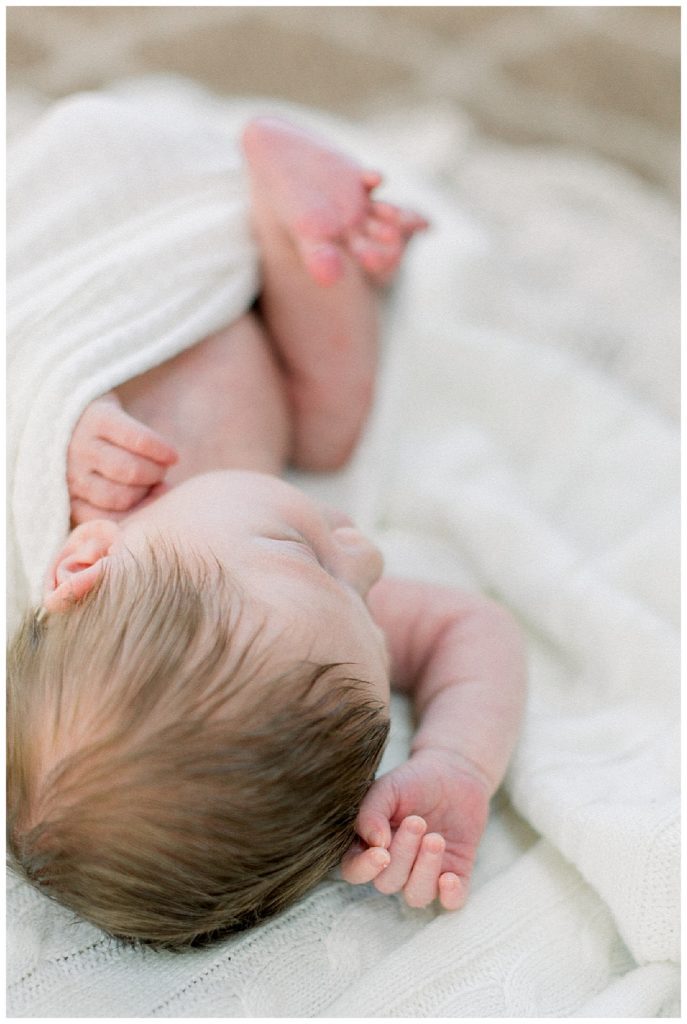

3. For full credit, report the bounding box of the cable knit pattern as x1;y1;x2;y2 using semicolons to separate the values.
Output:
7;77;679;1017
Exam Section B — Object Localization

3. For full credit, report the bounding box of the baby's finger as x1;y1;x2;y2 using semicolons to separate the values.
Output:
402;832;446;909
356;813;392;852
70;472;149;513
70;497;130;525
355;776;397;850
93;404;178;465
438;872;467;912
340;845;391;885
373;816;427;895
70;482;170;527
90;439;170;487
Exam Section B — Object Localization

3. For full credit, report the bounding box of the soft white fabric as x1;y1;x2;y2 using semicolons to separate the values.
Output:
7;77;679;1017
7;86;259;632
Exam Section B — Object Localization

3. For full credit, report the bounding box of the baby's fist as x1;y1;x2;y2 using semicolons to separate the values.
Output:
342;748;491;912
67;392;178;524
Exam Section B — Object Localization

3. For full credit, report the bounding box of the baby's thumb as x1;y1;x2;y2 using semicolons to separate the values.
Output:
356;775;397;849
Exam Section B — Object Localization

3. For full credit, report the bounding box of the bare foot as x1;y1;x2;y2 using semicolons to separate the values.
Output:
241;116;428;287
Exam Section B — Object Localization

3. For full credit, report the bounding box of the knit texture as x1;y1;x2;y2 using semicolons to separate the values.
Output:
7;77;679;1017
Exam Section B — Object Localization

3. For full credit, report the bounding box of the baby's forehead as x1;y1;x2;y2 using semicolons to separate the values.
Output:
150;540;387;689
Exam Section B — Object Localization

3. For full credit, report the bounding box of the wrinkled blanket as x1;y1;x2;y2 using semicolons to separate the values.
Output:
7;77;679;1017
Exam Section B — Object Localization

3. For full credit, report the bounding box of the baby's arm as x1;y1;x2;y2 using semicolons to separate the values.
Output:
341;576;526;910
67;391;178;524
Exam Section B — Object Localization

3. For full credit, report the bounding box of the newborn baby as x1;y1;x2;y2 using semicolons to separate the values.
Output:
7;116;526;949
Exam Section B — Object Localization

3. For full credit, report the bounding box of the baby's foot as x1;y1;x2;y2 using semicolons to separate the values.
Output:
242;116;428;287
351;199;429;286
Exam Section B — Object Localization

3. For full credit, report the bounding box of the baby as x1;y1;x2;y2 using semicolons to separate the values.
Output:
7;116;526;950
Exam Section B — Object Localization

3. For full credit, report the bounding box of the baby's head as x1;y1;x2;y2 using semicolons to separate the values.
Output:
7;471;390;949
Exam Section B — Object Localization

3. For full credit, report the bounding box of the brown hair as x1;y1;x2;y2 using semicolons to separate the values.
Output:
7;539;389;950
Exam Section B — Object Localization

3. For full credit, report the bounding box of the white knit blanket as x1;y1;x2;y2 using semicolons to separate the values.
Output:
7;78;679;1018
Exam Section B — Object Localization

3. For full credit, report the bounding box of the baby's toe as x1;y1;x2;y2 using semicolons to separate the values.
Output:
362;169;384;192
370;200;401;224
397;208;430;236
364;215;401;246
349;235;402;283
371;201;429;237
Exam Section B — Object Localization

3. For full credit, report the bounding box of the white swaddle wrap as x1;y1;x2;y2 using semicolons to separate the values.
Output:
7;78;679;1017
7;90;259;631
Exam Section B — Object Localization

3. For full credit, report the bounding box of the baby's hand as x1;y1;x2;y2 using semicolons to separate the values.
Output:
67;392;178;524
340;747;490;911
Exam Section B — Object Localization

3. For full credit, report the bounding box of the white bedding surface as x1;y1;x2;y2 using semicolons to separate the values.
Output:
7;78;679;1017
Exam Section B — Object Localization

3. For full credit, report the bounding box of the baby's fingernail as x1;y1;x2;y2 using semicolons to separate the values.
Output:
423;833;445;855
405;816;426;835
369;830;385;848
442;873;460;889
370;848;390;868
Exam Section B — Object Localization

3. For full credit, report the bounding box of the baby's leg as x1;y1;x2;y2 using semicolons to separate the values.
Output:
116;312;292;485
242;117;426;471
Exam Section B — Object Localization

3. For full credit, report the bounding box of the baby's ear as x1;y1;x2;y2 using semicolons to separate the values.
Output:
42;520;121;614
